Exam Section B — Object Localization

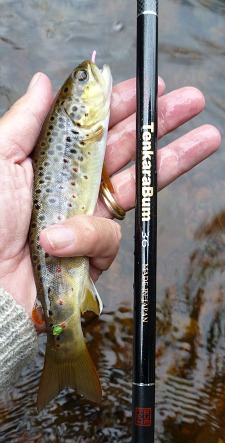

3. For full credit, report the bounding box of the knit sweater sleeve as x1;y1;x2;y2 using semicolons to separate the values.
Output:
0;286;37;395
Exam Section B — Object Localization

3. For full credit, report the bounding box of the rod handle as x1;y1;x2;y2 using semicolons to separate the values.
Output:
132;383;155;441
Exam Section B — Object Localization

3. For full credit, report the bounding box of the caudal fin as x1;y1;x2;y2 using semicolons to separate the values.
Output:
37;341;101;412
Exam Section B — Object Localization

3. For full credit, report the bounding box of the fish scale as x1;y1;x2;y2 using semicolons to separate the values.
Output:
29;59;112;411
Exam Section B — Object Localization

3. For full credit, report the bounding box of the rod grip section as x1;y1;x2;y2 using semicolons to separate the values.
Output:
132;383;155;441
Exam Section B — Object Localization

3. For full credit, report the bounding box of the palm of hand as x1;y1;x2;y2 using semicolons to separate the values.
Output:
0;158;36;312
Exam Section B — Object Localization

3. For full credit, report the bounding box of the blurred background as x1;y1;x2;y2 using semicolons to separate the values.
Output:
0;0;225;441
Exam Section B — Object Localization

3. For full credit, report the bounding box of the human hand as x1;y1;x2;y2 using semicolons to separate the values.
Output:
0;73;221;315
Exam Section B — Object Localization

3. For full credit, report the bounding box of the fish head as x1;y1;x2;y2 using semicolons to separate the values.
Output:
59;60;112;129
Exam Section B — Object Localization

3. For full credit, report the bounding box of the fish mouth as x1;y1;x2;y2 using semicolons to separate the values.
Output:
101;64;112;98
91;62;112;101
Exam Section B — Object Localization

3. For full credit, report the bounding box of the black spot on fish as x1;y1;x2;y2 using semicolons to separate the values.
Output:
37;265;41;271
35;204;41;210
44;162;50;167
70;149;77;154
49;310;53;316
78;156;83;161
64;87;69;93
66;136;71;142
72;106;77;112
63;158;69;163
84;175;88;180
41;141;46;146
70;112;75;119
36;189;41;194
38;172;44;177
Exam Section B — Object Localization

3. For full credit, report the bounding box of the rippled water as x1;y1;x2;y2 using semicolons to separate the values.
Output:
0;0;225;441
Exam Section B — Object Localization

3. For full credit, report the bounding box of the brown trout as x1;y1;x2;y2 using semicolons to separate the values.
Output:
29;59;112;411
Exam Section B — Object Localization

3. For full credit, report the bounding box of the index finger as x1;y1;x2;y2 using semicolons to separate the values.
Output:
0;73;53;163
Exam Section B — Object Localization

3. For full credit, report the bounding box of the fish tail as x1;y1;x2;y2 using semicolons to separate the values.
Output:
37;339;101;412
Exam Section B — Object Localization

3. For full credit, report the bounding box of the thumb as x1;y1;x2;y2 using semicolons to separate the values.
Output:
39;215;122;259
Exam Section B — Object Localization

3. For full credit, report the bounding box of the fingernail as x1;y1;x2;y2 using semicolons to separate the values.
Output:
27;72;41;91
45;227;75;250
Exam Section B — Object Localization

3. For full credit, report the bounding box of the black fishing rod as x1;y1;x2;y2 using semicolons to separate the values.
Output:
132;0;158;441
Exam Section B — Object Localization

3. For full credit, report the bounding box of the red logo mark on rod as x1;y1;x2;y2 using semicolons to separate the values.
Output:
135;407;152;426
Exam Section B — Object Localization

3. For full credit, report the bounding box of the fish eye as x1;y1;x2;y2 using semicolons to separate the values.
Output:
75;69;88;82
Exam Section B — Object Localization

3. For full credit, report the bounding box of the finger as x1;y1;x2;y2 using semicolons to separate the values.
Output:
96;124;221;218
105;86;205;176
0;73;53;163
39;215;122;259
158;87;205;138
157;124;221;190
109;76;165;129
89;257;112;282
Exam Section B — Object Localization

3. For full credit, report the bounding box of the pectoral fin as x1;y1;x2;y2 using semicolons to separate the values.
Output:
80;277;103;315
101;162;114;194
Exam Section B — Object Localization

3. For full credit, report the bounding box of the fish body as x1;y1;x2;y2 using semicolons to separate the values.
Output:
29;60;112;411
